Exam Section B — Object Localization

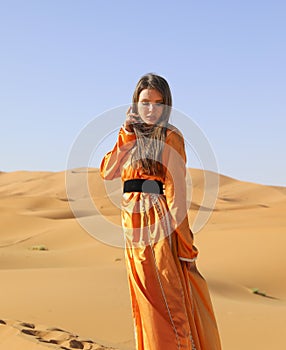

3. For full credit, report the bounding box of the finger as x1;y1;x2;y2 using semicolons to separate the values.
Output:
125;115;134;125
126;106;132;116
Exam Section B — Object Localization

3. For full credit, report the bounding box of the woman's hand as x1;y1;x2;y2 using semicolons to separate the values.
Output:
124;106;141;132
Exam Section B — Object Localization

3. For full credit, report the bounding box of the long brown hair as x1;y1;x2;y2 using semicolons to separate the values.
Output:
131;73;172;175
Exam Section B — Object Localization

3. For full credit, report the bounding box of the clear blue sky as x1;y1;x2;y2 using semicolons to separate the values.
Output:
0;0;285;186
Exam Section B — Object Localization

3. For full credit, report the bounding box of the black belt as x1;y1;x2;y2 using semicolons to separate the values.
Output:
123;179;164;195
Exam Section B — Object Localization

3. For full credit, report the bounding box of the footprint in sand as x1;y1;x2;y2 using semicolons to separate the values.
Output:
0;319;118;350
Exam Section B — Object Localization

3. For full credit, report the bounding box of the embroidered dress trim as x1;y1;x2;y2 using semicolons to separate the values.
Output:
122;125;135;135
179;257;197;263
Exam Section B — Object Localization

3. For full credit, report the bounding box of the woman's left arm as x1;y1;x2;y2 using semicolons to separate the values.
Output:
163;129;198;262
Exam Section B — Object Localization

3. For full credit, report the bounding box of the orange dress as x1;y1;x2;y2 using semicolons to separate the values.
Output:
100;125;221;350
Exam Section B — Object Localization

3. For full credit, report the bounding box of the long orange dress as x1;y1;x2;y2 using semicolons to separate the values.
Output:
100;125;221;350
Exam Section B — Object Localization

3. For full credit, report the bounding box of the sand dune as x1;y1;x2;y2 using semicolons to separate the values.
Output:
0;168;285;349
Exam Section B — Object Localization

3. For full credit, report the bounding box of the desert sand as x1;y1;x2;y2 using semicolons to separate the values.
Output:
0;168;285;350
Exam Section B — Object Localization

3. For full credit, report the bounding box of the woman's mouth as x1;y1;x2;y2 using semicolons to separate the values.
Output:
145;115;156;122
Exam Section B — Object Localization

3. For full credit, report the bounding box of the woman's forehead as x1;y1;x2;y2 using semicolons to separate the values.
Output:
138;88;163;101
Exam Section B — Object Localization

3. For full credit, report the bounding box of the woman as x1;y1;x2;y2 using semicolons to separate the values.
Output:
100;73;221;350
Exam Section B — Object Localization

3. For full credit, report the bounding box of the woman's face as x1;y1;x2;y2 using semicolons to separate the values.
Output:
137;88;164;125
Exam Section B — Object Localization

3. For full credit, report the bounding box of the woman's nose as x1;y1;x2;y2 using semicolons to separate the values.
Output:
148;103;154;111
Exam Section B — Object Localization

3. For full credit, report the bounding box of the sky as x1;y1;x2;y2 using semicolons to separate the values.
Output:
0;0;285;186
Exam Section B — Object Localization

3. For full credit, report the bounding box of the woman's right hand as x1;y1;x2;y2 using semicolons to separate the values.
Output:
124;106;141;132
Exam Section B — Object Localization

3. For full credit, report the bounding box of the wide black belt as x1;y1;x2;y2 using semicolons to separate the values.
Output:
123;179;164;195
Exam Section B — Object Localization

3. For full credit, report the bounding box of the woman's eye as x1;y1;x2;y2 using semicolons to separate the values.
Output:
140;102;163;107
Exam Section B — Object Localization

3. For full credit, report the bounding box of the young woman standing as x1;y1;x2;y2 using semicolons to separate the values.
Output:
100;73;221;350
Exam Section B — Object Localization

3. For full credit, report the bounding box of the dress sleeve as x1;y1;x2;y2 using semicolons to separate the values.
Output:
163;129;198;261
100;126;136;180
